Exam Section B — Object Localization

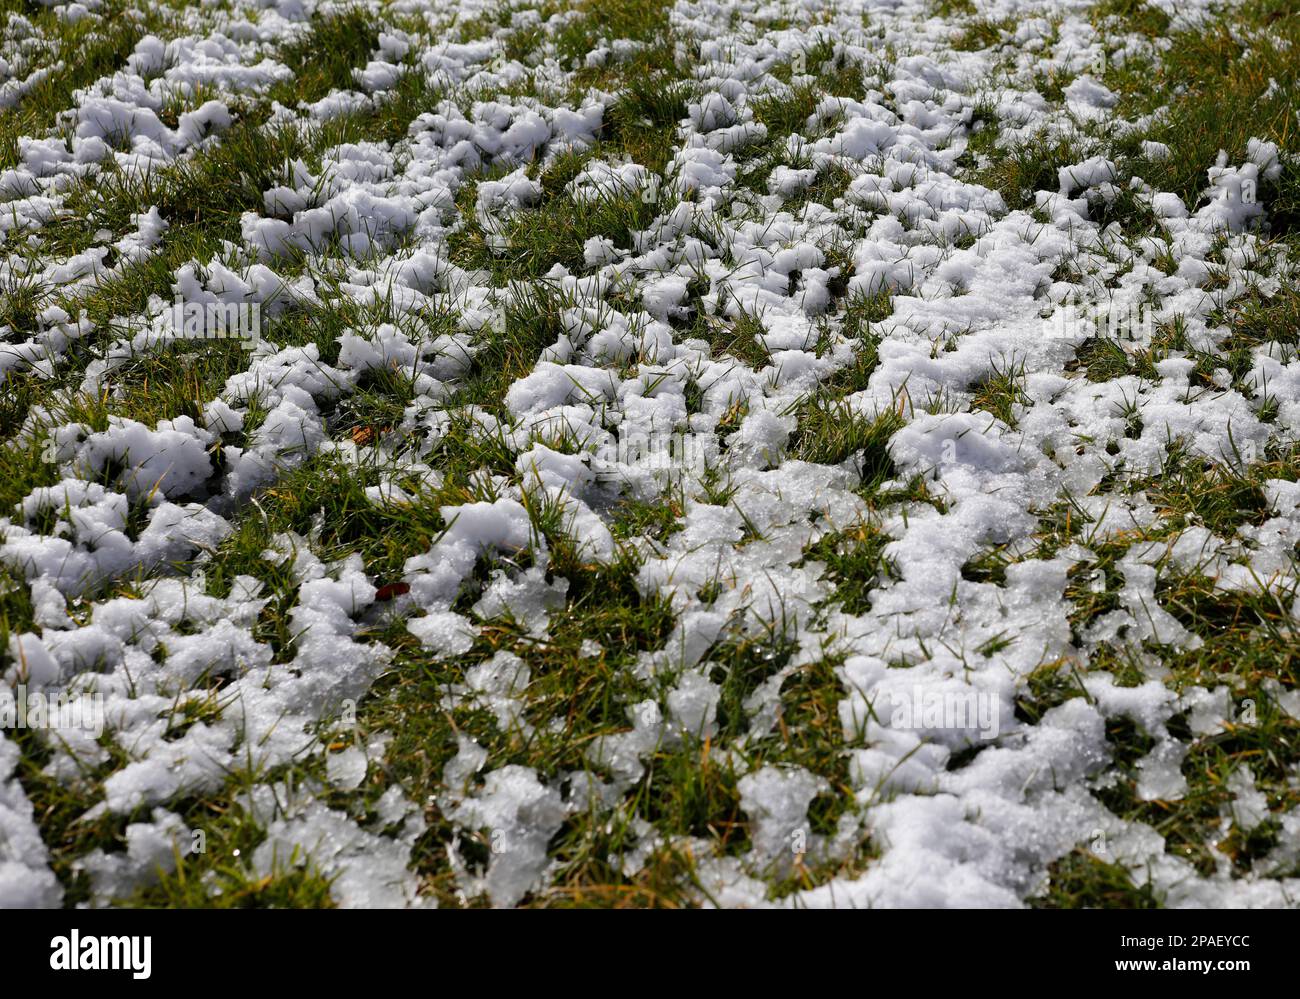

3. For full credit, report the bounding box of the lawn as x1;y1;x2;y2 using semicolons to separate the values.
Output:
1;0;1298;908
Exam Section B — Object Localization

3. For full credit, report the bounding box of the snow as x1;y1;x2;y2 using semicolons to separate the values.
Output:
0;737;62;907
448;765;566;907
1;0;1297;909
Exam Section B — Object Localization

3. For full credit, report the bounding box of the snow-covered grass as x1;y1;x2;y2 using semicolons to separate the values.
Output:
2;0;1300;908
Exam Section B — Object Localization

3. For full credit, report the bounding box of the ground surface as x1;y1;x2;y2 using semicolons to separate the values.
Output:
1;0;1299;908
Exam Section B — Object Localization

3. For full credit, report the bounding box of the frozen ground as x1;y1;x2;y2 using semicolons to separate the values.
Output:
1;0;1299;907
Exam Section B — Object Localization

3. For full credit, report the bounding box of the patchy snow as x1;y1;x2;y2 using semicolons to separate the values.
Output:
1;0;1298;909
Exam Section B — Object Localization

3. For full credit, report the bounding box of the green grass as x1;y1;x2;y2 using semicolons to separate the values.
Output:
0;4;166;170
450;176;658;280
5;0;1300;911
